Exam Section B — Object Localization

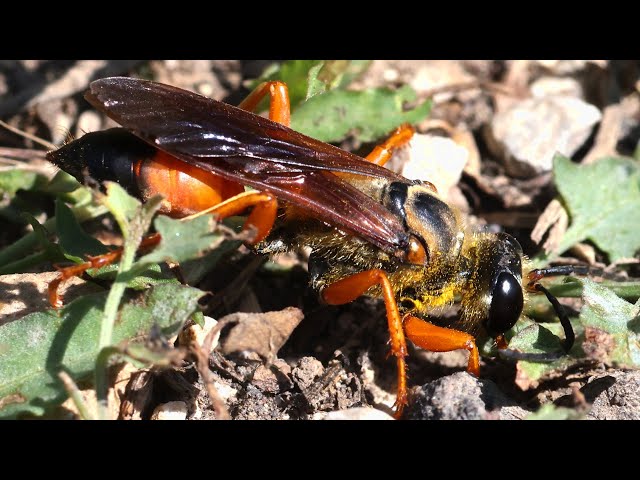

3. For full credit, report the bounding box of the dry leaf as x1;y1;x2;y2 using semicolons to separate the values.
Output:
530;198;569;254
219;307;304;362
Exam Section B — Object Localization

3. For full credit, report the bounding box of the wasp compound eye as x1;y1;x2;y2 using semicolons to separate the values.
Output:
486;272;523;336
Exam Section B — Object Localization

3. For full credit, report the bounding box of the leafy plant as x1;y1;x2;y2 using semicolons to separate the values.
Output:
549;154;640;261
253;60;432;143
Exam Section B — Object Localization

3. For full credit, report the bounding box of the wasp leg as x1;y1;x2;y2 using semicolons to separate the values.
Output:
238;80;291;126
365;124;415;166
224;81;291;239
48;233;162;309
49;190;277;309
321;269;408;419
181;81;288;240
49;190;277;308
205;190;278;245
403;315;480;376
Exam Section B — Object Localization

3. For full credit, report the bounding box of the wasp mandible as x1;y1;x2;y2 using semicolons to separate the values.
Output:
46;77;573;417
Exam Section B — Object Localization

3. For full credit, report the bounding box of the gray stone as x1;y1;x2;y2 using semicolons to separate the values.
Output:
403;372;527;420
487;95;601;177
584;370;640;420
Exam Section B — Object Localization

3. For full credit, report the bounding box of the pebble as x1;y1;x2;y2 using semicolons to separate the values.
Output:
487;95;601;176
403;372;529;420
391;133;468;194
178;316;219;353
151;401;188;420
320;407;394;420
584;370;640;420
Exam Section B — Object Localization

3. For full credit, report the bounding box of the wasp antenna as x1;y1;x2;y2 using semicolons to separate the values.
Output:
498;282;575;364
0;119;56;150
532;283;575;353
527;265;590;284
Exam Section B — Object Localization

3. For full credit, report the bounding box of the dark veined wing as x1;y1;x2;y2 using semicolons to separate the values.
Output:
85;77;410;255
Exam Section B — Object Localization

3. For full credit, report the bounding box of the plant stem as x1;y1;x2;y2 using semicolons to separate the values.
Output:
58;371;95;420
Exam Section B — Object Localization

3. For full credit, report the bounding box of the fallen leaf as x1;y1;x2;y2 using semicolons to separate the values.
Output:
219;307;304;362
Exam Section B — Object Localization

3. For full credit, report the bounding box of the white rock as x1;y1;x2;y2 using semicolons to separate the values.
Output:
178;316;219;353
488;95;601;176
214;380;238;403
321;407;394;420
533;60;605;74
390;133;468;194
151;401;188;420
530;76;583;99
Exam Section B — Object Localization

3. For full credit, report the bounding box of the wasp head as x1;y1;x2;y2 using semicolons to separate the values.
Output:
460;232;525;337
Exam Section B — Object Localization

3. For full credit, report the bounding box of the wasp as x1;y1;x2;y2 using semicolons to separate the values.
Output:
46;77;574;418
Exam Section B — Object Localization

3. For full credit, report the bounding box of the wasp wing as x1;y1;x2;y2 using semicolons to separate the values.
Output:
85;77;410;254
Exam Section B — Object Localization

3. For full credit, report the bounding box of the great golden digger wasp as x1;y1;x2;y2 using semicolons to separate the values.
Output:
46;77;575;418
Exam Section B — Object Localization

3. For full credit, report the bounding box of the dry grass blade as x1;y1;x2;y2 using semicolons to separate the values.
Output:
530;199;569;254
182;321;230;420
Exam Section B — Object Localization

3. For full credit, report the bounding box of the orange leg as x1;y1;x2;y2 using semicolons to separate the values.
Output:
403;315;480;376
48;233;162;309
322;269;408;418
226;80;291;243
494;335;508;350
206;191;278;245
238;81;291;127
365;124;415;166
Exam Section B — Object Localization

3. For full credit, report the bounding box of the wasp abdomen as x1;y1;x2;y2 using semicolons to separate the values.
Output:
47;128;244;217
47;128;151;197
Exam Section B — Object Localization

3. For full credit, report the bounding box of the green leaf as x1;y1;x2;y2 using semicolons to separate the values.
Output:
305;63;327;100
55;198;108;261
102;182;143;233
0;213;66;274
43;170;82;195
253;60;324;110
526;404;583;420
513;277;640;383
181;239;243;285
578;277;640;367
291;85;431;143
252;60;373;110
137;214;223;267
0;283;204;418
0;169;41;196
305;60;372;101
0;202;108;269
554;155;640;261
507;318;576;382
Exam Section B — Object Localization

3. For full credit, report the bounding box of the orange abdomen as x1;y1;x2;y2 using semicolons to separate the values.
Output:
47;128;244;217
136;151;243;217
